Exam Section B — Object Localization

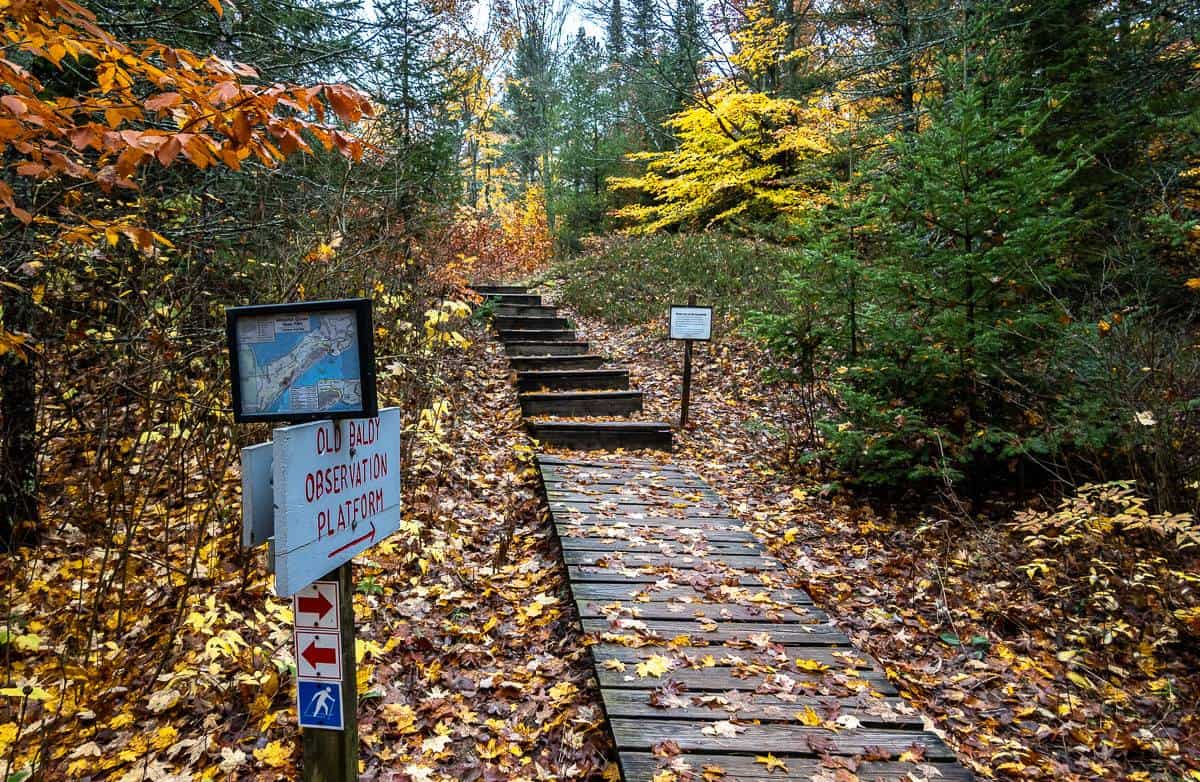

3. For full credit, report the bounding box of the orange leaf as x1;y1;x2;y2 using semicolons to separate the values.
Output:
145;92;181;112
231;110;251;145
324;85;363;123
207;0;223;17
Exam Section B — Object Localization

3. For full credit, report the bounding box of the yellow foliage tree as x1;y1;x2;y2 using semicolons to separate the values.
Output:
609;88;836;232
608;1;839;233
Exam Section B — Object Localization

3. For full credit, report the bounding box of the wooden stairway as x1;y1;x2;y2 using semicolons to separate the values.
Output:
475;285;673;452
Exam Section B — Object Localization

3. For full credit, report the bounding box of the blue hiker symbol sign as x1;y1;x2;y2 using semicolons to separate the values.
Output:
297;680;344;730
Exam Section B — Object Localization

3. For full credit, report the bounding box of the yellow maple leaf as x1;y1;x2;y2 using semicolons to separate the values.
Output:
635;654;673;678
549;681;578;701
1186;278;1200;290
794;658;830;674
754;753;788;773
796;706;821;726
253;739;293;769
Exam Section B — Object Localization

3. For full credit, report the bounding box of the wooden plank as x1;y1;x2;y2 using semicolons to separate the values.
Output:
576;600;826;622
482;292;540;306
529;421;673;451
521;390;643;417
582;617;851;646
509;355;606;371
499;328;578;342
494;304;560;317
555;527;753;546
571;582;813;605
549;499;728;516
538;454;676;470
544;477;710;493
553;515;749;531
594;662;898;696
569;568;782;586
591;644;868;669
556;524;757;544
563;550;780;570
546;486;722;503
599;689;924;728
558;537;764;556
495;315;571;331
505;341;590;356
607;718;960;760
517;369;629;392
472;284;528;294
618;753;974;782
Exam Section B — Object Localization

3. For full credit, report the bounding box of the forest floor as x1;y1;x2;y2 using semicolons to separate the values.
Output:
0;321;616;781
532;269;1200;781
3;264;1196;781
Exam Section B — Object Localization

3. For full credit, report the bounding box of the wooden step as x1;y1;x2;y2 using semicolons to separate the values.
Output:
495;304;559;318
494;315;570;331
517;369;629;392
505;341;590;356
520;390;642;417
509;355;605;371
499;328;577;343
473;284;528;294
483;293;541;306
527;421;673;451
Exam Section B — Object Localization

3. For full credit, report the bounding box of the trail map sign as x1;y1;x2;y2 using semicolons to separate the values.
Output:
226;299;377;423
669;305;713;341
272;408;401;597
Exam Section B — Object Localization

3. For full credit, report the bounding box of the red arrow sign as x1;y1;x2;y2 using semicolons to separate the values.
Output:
301;638;337;669
296;590;333;622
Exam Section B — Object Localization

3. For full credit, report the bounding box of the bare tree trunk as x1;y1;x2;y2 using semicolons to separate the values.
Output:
0;294;39;552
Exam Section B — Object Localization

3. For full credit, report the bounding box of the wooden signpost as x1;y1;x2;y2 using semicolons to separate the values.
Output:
669;295;712;428
229;298;396;782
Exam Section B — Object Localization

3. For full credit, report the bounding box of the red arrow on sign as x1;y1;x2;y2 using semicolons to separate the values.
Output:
301;637;337;669
296;590;334;622
328;519;376;558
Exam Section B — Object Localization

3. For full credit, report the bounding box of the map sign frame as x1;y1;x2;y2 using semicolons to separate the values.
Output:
225;298;378;424
669;305;713;341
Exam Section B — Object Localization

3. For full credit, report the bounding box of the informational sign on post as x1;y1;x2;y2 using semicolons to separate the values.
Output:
670;297;709;427
272;407;402;597
228;299;391;781
669;305;713;341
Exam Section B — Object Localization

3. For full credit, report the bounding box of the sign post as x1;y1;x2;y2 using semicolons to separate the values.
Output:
669;295;712;429
228;298;394;782
297;566;358;782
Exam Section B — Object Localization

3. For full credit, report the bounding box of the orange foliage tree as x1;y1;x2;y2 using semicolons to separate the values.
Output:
447;187;554;284
0;0;371;547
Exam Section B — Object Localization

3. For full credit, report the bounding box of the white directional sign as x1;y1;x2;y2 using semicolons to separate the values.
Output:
295;629;342;681
273;407;402;596
294;581;340;631
669;305;713;341
240;442;274;549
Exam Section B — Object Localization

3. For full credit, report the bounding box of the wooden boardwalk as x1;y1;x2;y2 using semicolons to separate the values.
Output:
474;284;971;780
538;454;973;782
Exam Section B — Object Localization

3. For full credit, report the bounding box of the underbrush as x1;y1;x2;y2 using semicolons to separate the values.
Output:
544;233;791;330
553;235;1200;776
